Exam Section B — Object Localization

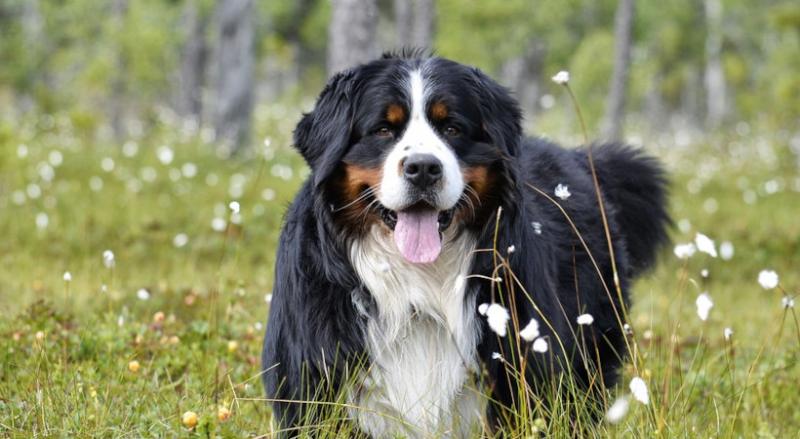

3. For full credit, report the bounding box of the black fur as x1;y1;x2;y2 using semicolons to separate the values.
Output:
262;54;670;436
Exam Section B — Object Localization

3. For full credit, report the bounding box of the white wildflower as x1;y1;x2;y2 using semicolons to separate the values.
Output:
63;271;72;282
122;141;139;157
623;323;633;335
181;162;198;178
554;183;571;200
758;270;779;290
577;313;594;326
519;318;540;342
673;243;696;259
491;352;503;360
49;150;63;167
552;70;570;85
35;212;49;230
102;250;115;268
719;241;734;260
173;233;189;248
484;303;511;337
507;245;516;254
782;296;795;309
700;268;709;278
264;293;273;303
229;201;241;214
629;377;649;404
605;397;629;424
723;327;733;341
694;233;717;257
211;217;227;232
532;337;549;353
695;292;713;321
157;145;174;165
101;157;115;172
137;288;151;301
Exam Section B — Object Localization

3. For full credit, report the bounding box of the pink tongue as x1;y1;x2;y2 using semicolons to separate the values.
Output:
394;210;442;264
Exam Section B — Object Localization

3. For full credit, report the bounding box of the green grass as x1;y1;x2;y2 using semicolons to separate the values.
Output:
0;109;798;437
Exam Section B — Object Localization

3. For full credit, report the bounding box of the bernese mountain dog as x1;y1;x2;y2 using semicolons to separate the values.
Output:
262;51;669;438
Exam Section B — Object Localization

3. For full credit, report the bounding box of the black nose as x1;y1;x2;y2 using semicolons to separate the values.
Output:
403;153;443;187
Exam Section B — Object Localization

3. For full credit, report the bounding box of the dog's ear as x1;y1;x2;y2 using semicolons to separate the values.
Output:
294;70;358;187
470;68;522;159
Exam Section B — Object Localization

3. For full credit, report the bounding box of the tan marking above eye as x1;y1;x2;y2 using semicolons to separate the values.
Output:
386;104;406;125
430;102;448;121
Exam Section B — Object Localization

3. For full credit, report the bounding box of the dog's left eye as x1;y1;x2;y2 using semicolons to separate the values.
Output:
443;126;460;137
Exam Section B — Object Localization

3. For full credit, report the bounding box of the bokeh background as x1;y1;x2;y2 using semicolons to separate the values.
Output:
1;0;799;436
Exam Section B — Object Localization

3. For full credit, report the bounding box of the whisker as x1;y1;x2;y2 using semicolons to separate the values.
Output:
358;198;381;226
464;185;482;207
332;186;377;212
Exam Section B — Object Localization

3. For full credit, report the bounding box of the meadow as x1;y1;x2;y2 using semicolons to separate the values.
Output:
1;102;798;437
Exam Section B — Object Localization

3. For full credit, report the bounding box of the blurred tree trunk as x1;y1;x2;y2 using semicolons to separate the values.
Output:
262;0;315;99
213;0;255;154
704;0;727;127
18;0;44;115
110;0;129;140
394;0;436;49
601;0;634;141
500;39;546;116
177;0;209;126
327;0;379;76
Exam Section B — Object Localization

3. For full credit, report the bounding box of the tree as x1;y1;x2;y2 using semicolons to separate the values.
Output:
109;0;129;139
212;0;255;154
500;39;546;114
601;0;634;141
176;0;210;125
704;0;727;127
327;0;379;76
394;0;436;50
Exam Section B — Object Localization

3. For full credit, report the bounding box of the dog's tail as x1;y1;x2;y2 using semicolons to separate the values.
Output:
578;143;671;276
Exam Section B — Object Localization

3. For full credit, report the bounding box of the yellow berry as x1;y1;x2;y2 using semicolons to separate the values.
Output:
217;406;232;422
227;340;238;353
182;411;198;429
128;360;140;373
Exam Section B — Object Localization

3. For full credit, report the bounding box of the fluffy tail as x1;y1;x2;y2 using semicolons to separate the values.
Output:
578;143;671;276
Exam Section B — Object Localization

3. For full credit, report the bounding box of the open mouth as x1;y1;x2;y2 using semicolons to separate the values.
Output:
379;202;454;232
376;201;455;264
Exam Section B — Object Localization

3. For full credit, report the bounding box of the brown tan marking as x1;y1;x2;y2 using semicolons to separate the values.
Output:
386;104;406;125
430;101;448;121
335;164;384;230
456;165;497;225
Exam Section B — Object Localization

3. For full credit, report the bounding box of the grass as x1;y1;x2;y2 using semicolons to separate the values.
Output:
0;105;798;437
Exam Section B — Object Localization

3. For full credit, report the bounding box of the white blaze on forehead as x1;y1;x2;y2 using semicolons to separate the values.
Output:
378;69;464;211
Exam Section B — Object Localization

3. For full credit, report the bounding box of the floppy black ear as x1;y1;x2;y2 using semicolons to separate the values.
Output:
294;70;358;187
470;68;523;158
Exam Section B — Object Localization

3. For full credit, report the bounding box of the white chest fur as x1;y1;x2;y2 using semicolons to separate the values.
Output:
348;225;484;438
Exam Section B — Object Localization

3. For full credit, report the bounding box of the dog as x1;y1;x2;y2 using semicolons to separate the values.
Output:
261;51;669;437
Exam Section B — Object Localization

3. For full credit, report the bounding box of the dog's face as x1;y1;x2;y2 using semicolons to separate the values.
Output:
295;54;521;263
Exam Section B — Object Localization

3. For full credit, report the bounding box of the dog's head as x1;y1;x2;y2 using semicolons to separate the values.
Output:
295;53;521;264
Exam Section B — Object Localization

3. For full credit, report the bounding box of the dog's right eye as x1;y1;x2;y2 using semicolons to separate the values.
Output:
374;127;394;138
